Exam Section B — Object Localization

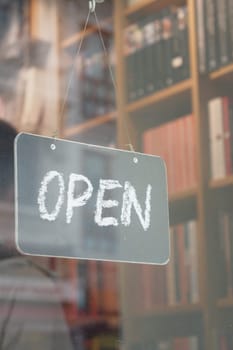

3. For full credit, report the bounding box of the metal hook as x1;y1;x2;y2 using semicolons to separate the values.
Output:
89;0;104;13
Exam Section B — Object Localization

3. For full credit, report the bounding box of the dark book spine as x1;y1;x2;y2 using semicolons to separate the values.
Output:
216;0;230;66
196;0;207;73
124;24;138;102
161;8;174;86
154;14;164;90
177;6;190;80
97;261;104;313
227;0;233;60
136;18;146;99
171;6;180;84
77;261;89;312
206;0;218;71
170;6;190;83
143;14;157;95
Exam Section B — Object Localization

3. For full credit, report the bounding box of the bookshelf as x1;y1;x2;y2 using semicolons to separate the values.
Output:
61;17;113;49
217;298;233;309
114;0;233;350
126;79;192;114
131;303;202;319
55;0;233;349
63;111;116;138
125;0;185;16
210;63;233;81
209;176;233;190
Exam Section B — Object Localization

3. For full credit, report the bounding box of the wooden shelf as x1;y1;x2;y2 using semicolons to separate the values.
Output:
126;79;192;115
64;112;116;138
125;0;185;17
133;303;202;319
125;0;156;16
209;63;233;81
169;187;197;204
217;297;233;309
209;175;233;189
61;18;113;49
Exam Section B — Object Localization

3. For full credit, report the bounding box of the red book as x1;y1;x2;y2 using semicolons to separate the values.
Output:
171;120;179;194
173;337;189;350
162;125;170;193
63;260;78;324
142;264;153;310
177;117;185;192
153;266;166;306
220;335;228;350
184;115;192;188
190;114;197;187
167;122;175;193
222;97;232;175
101;262;119;314
49;257;57;271
88;261;100;315
183;116;189;189
153;125;162;158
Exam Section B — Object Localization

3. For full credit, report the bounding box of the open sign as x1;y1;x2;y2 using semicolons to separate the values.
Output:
15;133;170;264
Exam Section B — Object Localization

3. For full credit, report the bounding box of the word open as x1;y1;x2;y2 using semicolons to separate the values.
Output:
37;171;152;232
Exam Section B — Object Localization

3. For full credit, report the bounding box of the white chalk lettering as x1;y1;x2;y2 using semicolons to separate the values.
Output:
66;173;93;224
38;171;65;222
121;181;152;231
95;179;122;227
38;170;153;231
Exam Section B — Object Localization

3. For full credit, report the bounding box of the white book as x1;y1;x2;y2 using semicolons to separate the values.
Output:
189;336;199;350
188;220;199;303
196;0;206;73
208;98;226;179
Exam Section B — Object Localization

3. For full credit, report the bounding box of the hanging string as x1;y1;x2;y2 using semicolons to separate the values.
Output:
54;5;135;152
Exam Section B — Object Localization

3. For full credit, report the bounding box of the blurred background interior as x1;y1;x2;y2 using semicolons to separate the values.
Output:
1;0;233;349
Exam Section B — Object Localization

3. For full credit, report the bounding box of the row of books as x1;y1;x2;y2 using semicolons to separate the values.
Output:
64;260;119;320
143;114;197;195
208;96;233;180
197;0;233;74
133;220;199;311
130;336;200;350
169;220;199;305
124;5;189;102
218;209;233;299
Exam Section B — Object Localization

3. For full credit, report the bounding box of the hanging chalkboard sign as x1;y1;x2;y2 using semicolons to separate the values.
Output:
15;133;170;264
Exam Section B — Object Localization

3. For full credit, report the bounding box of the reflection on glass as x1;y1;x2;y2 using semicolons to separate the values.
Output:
1;0;233;349
60;0;115;128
